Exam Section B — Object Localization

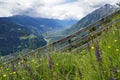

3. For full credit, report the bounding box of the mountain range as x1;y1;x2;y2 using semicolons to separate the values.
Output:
45;4;117;43
0;15;77;34
0;4;117;56
63;4;116;35
0;14;77;56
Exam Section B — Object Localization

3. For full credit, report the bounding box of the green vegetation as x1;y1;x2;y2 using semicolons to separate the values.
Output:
0;21;47;56
0;12;120;80
20;34;37;40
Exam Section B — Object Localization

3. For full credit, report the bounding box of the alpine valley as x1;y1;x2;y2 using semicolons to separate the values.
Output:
0;4;117;56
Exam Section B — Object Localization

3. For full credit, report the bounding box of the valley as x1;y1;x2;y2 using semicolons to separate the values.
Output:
0;5;120;80
0;2;120;80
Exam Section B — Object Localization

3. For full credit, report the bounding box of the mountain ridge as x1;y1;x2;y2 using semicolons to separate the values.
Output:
0;15;77;34
45;4;117;43
63;4;117;35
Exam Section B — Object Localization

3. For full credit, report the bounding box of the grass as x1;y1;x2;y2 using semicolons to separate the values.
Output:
20;34;37;40
0;13;120;80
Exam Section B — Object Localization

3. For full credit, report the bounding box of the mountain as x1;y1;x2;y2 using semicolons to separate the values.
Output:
45;4;117;43
0;15;77;34
62;4;117;35
0;14;77;55
0;20;47;56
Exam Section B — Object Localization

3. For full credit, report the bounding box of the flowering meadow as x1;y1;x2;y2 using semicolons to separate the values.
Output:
0;13;120;80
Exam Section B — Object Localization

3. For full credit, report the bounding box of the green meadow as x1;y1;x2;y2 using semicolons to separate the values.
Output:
0;12;120;80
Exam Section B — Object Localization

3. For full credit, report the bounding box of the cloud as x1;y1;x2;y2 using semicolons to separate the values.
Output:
0;0;120;20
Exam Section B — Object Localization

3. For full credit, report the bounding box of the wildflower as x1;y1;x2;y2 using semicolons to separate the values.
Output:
87;43;90;51
32;60;35;62
117;70;120;72
18;62;21;65
70;75;74;80
95;45;102;62
114;40;118;42
24;65;33;76
11;63;16;72
116;49;119;51
108;46;111;49
56;63;58;66
3;74;7;77
49;59;53;70
109;77;115;80
78;68;82;79
91;46;95;49
13;71;16;74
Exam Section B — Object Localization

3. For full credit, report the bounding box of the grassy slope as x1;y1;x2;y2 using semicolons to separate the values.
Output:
0;14;120;80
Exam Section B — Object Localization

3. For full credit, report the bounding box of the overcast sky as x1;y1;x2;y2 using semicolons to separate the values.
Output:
0;0;120;20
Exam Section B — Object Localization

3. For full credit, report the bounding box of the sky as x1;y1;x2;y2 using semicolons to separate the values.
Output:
0;0;120;20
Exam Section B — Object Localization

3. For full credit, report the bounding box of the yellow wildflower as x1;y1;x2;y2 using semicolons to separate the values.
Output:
18;62;21;65
108;46;111;49
32;60;35;62
116;49;119;52
13;71;16;74
117;70;120;72
114;40;118;42
91;46;95;49
3;74;7;77
56;63;58;66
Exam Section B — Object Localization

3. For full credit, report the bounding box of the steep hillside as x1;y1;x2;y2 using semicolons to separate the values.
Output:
44;4;117;43
0;9;120;80
0;21;46;56
63;4;116;36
